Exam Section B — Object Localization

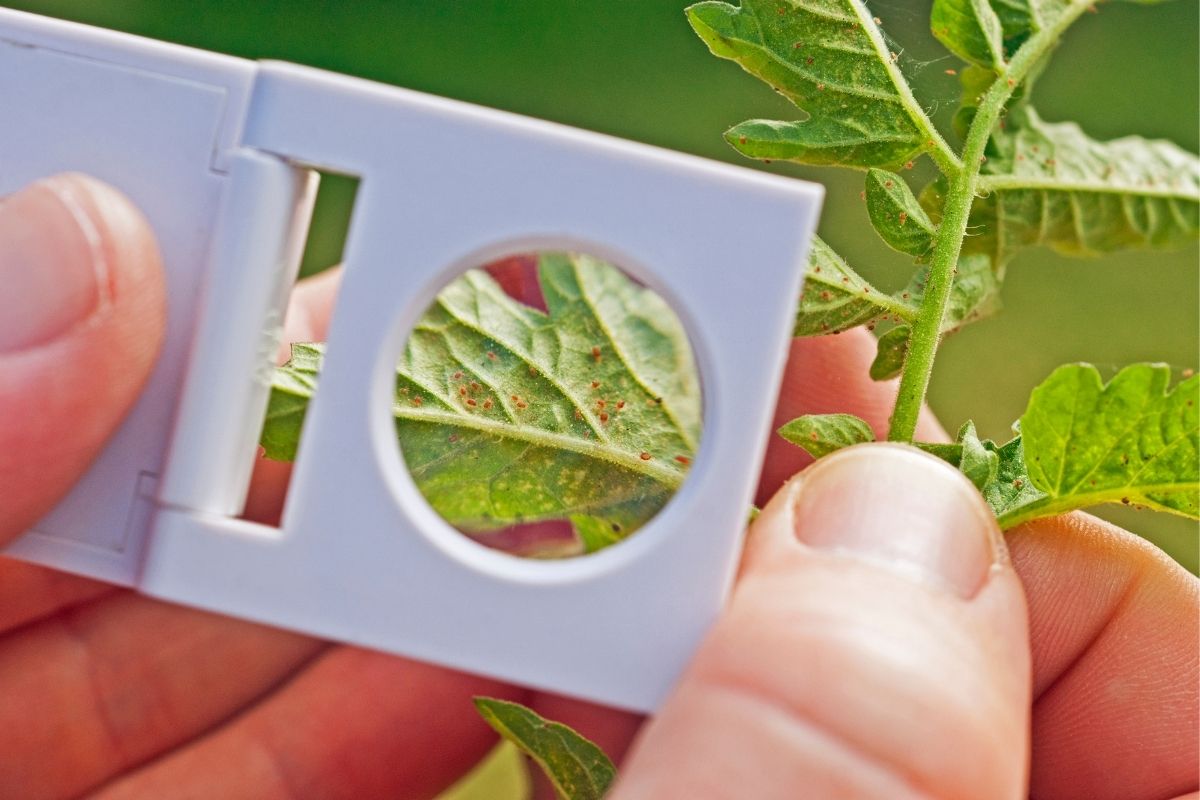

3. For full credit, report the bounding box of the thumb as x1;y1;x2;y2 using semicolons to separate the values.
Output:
0;174;165;542
614;444;1030;799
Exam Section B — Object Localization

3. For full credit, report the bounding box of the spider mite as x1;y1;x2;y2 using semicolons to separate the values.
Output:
591;345;602;362
639;452;652;461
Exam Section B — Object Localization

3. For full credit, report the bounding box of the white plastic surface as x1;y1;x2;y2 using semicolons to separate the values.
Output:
2;9;823;712
0;8;257;585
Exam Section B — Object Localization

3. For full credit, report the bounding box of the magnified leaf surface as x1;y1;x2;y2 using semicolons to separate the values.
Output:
262;254;701;555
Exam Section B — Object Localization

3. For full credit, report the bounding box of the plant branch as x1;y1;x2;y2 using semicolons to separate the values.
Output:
886;1;1094;442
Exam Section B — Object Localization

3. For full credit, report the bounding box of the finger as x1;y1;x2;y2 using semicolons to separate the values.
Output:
0;592;321;800
613;444;1029;800
486;254;545;310
0;558;112;634
1008;513;1199;800
757;330;949;505
94;647;525;800
0;174;166;542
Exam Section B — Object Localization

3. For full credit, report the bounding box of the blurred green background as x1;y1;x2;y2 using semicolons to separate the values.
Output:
7;0;1196;793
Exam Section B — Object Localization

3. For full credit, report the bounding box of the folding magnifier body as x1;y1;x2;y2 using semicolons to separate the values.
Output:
0;8;822;712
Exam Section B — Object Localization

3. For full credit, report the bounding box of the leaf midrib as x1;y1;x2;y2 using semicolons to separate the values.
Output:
979;174;1200;201
999;481;1199;529
391;405;685;489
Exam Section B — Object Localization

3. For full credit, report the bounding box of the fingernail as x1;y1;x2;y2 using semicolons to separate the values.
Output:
0;176;111;352
791;444;1003;598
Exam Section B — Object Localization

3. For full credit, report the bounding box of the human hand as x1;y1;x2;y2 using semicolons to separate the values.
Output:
0;176;1194;799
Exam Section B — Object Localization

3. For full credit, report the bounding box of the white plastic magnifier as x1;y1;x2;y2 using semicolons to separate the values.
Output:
0;7;822;712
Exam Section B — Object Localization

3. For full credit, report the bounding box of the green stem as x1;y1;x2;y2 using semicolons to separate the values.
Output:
886;2;1093;442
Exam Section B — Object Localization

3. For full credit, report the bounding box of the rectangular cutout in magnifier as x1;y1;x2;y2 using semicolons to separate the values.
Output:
244;173;361;526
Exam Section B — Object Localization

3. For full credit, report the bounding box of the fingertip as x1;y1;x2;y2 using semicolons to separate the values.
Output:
0;173;165;540
616;445;1028;800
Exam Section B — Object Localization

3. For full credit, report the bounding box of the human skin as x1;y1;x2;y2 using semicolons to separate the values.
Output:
0;175;1196;799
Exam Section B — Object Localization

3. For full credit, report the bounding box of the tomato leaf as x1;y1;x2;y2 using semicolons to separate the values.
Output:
968;109;1200;262
932;0;1007;70
1013;363;1199;524
686;0;947;170
869;324;911;381
866;169;938;257
261;254;700;556
778;413;876;458
795;237;916;337
920;365;1200;528
474;697;615;800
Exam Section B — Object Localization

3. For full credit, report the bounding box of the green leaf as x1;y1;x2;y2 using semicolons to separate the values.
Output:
915;421;999;490
259;342;321;462
931;0;1007;70
1013;363;1199;523
474;698;615;800
570;514;624;554
778;413;876;458
869;324;910;381
686;0;948;170
956;420;1000;490
919;365;1198;528
796;241;994;345
262;254;700;555
795;237;916;337
982;435;1048;524
865;169;938;257
969;109;1200;262
938;0;1176;68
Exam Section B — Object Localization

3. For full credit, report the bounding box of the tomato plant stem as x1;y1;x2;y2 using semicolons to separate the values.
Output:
887;0;1094;442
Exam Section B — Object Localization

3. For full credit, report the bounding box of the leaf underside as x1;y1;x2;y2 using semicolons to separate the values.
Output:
794;236;915;337
869;324;911;381
968;109;1200;262
687;0;936;169
261;254;701;557
865;168;938;257
778;413;876;458
474;697;615;800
